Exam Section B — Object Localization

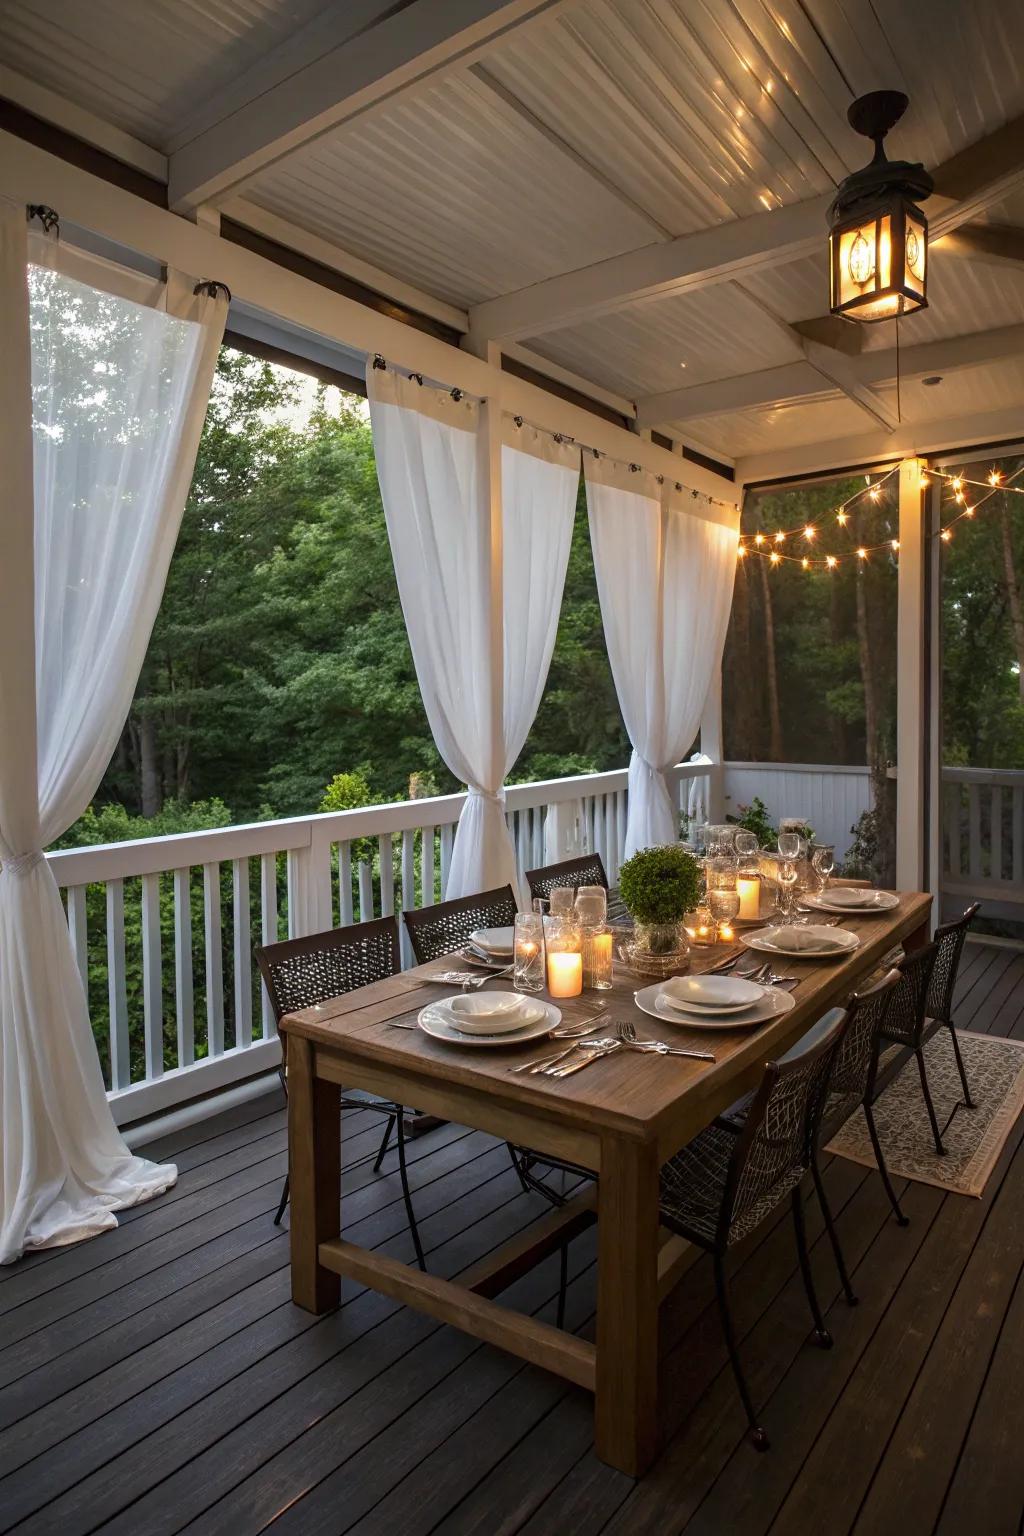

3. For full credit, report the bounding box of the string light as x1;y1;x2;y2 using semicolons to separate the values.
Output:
941;528;953;542
770;550;782;565
857;547;868;559
837;509;849;525
801;557;810;569
804;525;816;540
825;555;838;569
774;531;786;543
736;544;747;559
754;532;765;546
738;466;899;556
989;468;1003;486
891;539;899;551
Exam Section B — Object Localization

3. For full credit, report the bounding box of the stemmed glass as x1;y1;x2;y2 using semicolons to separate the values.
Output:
734;830;759;860
811;844;835;895
777;831;800;921
708;887;740;939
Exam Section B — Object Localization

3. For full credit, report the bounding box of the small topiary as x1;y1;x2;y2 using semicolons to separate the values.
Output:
618;844;702;925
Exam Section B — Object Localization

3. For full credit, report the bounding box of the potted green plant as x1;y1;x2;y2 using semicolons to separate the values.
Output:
618;844;702;973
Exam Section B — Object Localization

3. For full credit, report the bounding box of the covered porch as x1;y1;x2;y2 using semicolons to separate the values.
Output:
1;0;1024;1528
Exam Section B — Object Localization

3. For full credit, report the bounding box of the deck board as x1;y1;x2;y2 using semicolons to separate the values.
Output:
0;937;1021;1536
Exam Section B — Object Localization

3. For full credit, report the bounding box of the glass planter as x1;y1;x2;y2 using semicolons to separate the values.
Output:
624;918;690;980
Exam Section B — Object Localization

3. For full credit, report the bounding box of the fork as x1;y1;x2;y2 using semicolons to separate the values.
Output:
617;1021;716;1061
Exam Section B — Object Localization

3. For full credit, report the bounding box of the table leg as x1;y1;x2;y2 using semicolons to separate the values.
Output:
287;1034;341;1313
595;1136;660;1475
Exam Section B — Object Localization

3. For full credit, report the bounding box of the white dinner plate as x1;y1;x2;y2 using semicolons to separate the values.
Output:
660;973;766;1012
741;923;861;959
435;992;545;1036
418;997;560;1047
469;926;515;959
802;890;900;915
634;981;795;1030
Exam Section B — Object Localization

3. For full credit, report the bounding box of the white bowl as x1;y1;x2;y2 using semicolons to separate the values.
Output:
659;974;765;1012
441;991;541;1035
469;926;515;958
820;887;885;908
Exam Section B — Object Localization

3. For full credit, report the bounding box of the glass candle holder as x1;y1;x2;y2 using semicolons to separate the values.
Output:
548;886;575;918
574;884;607;927
581;924;613;989
685;904;715;946
708;887;741;942
513;912;545;993
544;915;583;998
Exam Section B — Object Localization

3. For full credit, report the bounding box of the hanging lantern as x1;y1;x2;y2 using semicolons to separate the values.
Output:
828;92;933;322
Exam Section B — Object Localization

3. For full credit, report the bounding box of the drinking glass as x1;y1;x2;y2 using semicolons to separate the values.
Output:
811;844;835;894
513;912;545;993
778;831;801;861
776;858;799;918
575;884;607;926
734;829;759;860
708;887;741;940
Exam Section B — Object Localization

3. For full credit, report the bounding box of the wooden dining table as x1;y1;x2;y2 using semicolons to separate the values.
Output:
279;890;931;1476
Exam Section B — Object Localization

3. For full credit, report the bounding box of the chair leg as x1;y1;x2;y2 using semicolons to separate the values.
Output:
947;1024;975;1109
396;1111;427;1273
273;1172;290;1227
373;1114;397;1173
556;1241;569;1330
810;1150;858;1306
791;1186;833;1349
507;1142;532;1195
864;1103;909;1227
915;1048;947;1155
712;1250;769;1451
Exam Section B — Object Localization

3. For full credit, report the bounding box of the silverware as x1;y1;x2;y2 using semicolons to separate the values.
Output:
549;1041;622;1077
616;1022;716;1062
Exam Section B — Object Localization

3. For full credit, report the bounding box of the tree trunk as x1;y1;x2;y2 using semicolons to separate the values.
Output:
1000;505;1024;702
757;554;785;760
139;713;162;818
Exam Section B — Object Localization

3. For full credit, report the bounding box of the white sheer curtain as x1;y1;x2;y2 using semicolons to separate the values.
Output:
0;203;227;1264
585;456;738;858
367;367;578;898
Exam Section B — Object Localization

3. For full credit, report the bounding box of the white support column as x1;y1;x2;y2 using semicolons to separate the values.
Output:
699;662;725;823
897;457;927;890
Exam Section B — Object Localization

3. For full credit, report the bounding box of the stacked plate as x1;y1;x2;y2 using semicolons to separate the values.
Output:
418;989;560;1047
459;926;515;967
634;972;795;1031
801;887;899;916
741;923;860;959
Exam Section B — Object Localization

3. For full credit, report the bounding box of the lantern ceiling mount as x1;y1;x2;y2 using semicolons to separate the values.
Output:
828;91;933;323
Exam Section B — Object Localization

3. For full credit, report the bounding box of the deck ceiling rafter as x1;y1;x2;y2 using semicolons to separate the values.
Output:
468;112;1024;345
166;0;572;212
637;322;1024;427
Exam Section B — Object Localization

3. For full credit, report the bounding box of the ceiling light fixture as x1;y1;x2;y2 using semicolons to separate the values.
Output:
828;91;932;322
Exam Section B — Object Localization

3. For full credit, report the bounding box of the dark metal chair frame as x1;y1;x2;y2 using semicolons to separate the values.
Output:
256;915;426;1270
658;1009;849;1450
924;903;979;1105
403;884;519;965
524;853;609;904
876;938;972;1157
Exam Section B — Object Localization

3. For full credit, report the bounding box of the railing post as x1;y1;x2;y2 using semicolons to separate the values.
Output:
545;799;583;863
287;826;333;939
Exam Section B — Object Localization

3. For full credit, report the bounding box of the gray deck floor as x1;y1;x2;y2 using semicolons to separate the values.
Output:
1;939;1023;1536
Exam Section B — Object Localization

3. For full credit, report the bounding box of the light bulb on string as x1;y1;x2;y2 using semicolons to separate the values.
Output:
754;532;765;546
989;468;1003;486
826;555;838;569
869;487;880;502
804;525;816;540
964;505;975;517
802;557;810;570
857;547;868;560
891;539;899;551
770;551;782;565
941;528;952;542
775;531;785;544
737;544;747;559
837;510;848;526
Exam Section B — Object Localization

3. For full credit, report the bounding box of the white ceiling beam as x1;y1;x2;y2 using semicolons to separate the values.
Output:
0;125;737;507
0;64;167;181
468;112;1024;345
638;322;1024;427
936;222;1024;270
467;195;831;343
167;0;569;212
735;400;1024;487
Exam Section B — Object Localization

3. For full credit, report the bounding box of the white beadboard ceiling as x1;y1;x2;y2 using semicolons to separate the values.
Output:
3;0;1024;473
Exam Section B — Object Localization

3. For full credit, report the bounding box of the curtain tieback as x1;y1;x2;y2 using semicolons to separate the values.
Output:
2;850;45;878
467;786;506;805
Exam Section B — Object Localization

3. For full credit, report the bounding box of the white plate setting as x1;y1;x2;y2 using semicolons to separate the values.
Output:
634;978;795;1030
418;991;560;1047
741;923;861;959
658;973;766;1014
469;926;514;959
801;889;899;915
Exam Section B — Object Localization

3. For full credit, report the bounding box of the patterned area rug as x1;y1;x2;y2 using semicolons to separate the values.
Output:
825;1030;1024;1198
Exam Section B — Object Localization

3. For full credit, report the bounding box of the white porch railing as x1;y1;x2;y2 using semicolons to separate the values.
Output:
722;762;871;860
941;767;1024;908
46;759;868;1127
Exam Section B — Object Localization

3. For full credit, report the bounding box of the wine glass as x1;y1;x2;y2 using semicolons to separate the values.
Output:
811;844;835;895
708;887;740;939
778;831;801;861
734;829;759;859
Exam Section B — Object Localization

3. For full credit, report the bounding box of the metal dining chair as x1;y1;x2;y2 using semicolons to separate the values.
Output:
925;903;979;1111
876;941;958;1156
524;854;609;904
658;1008;849;1450
403;884;519;964
256;915;426;1270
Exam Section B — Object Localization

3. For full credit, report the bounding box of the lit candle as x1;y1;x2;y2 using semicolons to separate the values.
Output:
737;876;760;921
718;922;735;943
589;930;613;989
547;950;583;998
